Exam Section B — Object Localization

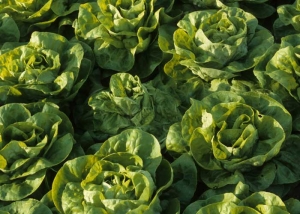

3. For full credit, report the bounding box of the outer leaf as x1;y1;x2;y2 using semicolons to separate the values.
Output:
285;198;300;214
0;198;52;213
163;153;197;207
0;13;20;46
272;135;300;185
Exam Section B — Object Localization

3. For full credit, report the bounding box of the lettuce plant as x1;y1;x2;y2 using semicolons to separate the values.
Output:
0;0;57;37
158;7;274;81
0;102;75;201
274;0;300;40
73;0;172;77
0;0;99;38
183;182;290;213
81;73;182;143
254;35;299;99
51;129;175;213
0;31;94;105
166;91;293;192
254;34;300;131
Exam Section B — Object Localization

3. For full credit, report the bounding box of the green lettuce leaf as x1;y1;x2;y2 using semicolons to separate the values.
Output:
0;0;57;37
0;13;20;47
0;198;52;213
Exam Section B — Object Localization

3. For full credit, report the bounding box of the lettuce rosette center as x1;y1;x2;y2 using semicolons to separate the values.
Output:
18;48;61;85
189;101;285;173
103;0;146;34
199;12;246;45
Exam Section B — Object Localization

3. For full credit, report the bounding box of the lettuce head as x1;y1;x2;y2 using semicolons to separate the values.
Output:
166;91;293;192
179;0;275;19
254;34;300;131
183;182;290;214
158;7;274;81
0;31;94;105
0;102;75;201
51;129;175;214
79;73;182;143
273;0;300;40
73;0;172;78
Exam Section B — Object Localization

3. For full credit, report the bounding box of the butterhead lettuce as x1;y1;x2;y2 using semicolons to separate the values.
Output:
0;102;74;201
51;129;175;213
158;7;274;81
73;0;173;78
179;0;275;19
166;91;292;192
254;34;300;131
80;73;182;143
273;0;300;40
183;182;290;214
0;31;94;105
0;0;57;37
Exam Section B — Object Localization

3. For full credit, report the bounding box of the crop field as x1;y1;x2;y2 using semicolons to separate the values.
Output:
0;0;300;213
